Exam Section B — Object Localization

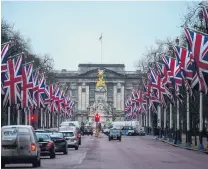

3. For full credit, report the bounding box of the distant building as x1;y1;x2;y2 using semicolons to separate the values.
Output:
53;64;143;125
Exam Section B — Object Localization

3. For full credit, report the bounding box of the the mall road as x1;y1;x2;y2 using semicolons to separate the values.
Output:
4;134;208;169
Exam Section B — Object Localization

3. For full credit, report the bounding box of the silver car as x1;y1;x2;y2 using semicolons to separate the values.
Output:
60;130;79;150
1;125;41;168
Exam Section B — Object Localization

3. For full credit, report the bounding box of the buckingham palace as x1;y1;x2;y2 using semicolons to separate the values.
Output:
53;64;144;126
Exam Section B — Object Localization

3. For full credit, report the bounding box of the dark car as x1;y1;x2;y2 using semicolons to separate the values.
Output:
109;128;122;141
36;133;56;159
83;126;93;136
49;132;68;154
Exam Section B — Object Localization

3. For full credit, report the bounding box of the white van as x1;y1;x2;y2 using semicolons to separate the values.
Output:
60;121;80;128
1;125;41;168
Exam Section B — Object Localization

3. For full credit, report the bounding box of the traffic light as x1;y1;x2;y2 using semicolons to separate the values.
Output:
30;115;35;127
94;113;100;122
31;115;34;121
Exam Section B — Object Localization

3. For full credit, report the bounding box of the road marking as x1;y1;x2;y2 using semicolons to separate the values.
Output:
72;152;87;169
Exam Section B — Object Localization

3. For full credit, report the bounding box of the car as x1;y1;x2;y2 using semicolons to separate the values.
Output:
1;125;41;168
138;128;146;136
60;130;79;150
36;133;56;159
49;132;68;154
121;126;135;136
109;128;122;141
35;129;46;133
83;126;93;136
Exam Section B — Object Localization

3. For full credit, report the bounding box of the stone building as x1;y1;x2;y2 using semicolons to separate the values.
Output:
53;64;143;126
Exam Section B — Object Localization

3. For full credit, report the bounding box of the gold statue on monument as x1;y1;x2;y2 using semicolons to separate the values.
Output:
96;69;106;88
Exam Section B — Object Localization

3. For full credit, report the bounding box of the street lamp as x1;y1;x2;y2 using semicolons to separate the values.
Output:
199;10;203;22
175;37;179;46
87;107;90;121
81;115;84;126
194;10;207;33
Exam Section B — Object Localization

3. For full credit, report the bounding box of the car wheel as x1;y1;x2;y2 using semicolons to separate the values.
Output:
75;146;78;150
1;162;5;168
32;156;40;168
37;157;41;167
64;148;68;154
50;152;56;159
128;132;132;136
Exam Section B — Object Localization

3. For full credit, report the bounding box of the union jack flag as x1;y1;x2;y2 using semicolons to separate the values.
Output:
32;70;39;107
59;91;65;113
54;86;60;113
69;100;75;116
161;55;183;86
173;46;195;95
45;85;55;113
63;96;71;117
156;62;171;86
1;42;10;95
136;90;147;114
3;55;22;106
124;99;131;111
184;27;208;94
33;73;46;108
144;74;159;112
21;63;33;107
150;69;165;102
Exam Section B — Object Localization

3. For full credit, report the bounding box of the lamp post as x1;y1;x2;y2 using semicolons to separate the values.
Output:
87;107;90;123
112;108;116;122
81;115;84;126
194;10;207;33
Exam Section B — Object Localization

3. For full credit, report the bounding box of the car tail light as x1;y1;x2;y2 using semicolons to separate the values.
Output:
47;142;53;147
31;144;36;151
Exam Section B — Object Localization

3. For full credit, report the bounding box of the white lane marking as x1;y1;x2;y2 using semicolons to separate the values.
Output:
73;151;87;169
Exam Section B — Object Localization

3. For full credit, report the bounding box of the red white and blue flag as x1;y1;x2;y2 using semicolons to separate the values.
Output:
1;42;10;95
21;63;33;107
184;27;208;94
3;55;22;106
33;73;46;108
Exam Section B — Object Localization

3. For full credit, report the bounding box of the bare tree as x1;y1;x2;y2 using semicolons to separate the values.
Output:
1;19;55;83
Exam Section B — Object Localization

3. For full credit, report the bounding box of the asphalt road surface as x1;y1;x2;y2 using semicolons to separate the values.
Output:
4;134;208;169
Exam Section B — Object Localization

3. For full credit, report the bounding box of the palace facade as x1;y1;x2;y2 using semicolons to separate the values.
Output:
53;64;143;126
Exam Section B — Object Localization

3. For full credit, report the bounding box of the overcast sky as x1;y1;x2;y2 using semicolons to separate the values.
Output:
2;1;192;71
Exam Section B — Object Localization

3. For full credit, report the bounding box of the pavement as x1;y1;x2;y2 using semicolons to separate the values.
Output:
4;134;208;169
157;136;208;154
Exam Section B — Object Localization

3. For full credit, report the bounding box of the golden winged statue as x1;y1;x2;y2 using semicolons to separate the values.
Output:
96;69;106;88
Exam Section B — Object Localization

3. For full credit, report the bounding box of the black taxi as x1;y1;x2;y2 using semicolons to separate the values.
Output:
108;128;122;141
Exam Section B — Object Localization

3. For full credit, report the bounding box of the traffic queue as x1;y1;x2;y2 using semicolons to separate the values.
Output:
1;121;83;168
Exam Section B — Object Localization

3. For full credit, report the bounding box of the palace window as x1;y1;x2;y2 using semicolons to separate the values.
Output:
90;89;94;97
71;89;76;97
107;83;113;97
89;83;95;98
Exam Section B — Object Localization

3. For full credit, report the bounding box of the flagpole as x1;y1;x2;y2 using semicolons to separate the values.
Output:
100;33;102;64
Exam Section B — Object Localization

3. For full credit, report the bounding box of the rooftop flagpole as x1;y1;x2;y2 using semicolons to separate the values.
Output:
99;33;102;64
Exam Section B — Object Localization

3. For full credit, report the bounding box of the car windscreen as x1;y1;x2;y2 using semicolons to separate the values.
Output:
2;127;30;141
50;133;64;138
110;130;120;134
36;133;50;141
61;132;74;137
